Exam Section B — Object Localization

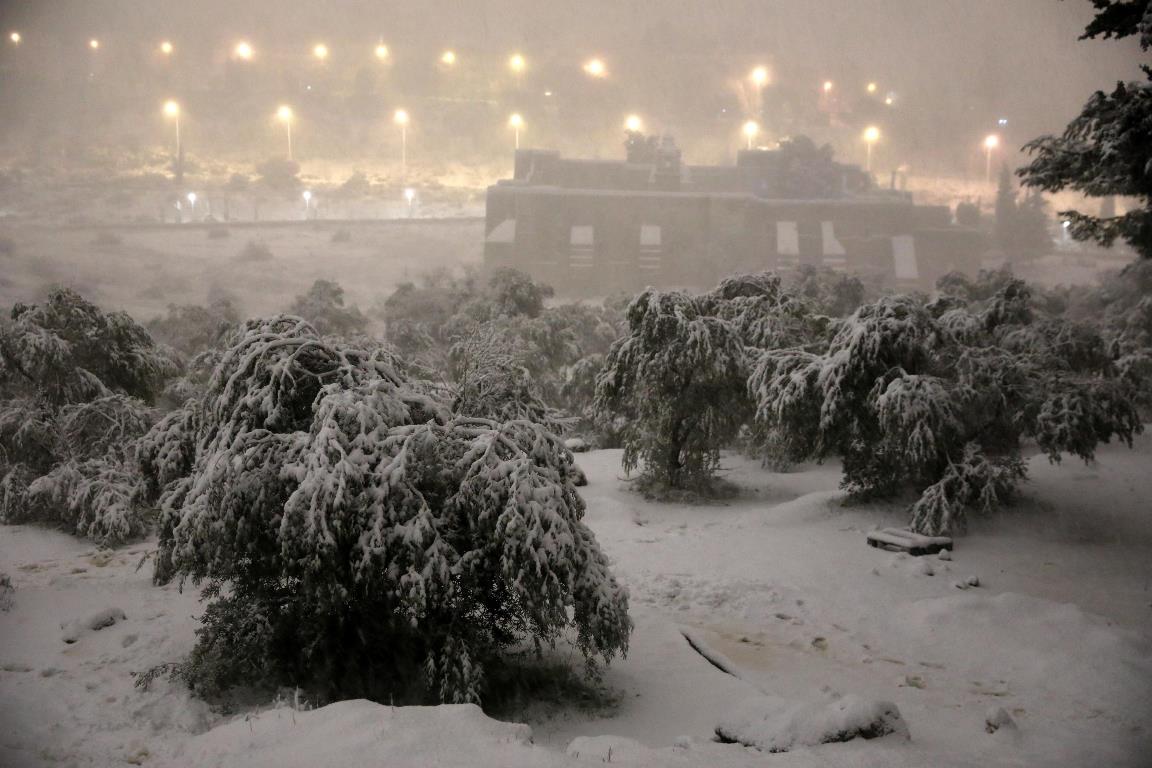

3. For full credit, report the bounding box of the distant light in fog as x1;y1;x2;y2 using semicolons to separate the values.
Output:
509;53;526;73
302;190;312;202
163;100;180;118
440;50;457;66
624;114;643;132
89;39;101;50
750;66;769;87
393;109;409;126
10;32;21;45
374;43;389;60
544;90;553;97
508;113;524;128
159;40;173;55
822;80;834;94
584;58;607;78
998;118;1009;127
277;105;293;123
862;126;881;172
234;41;253;60
983;134;1000;150
866;82;878;94
186;192;197;206
885;94;895;106
743;120;760;149
313;43;329;61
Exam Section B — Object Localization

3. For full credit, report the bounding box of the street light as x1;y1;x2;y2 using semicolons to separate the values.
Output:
866;82;878;94
159;40;173;55
742;120;760;150
163;100;181;164
302;189;313;218
394;109;410;168
983;134;1000;183
374;42;389;60
863;125;881;171
312;43;328;62
404;188;416;217
276;105;294;161
750;66;769;88
822;80;834;94
440;50;456;66
583;58;607;78
624;114;643;133
508;113;524;150
509;53;526;74
234;41;253;61
89;39;100;50
9;32;20;45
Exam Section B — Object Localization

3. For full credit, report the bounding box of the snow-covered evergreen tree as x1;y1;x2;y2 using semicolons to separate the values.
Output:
595;274;818;493
0;290;172;544
1018;0;1152;259
749;280;1143;535
142;315;630;704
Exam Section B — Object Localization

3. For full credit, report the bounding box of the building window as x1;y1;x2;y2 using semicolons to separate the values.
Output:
570;225;595;269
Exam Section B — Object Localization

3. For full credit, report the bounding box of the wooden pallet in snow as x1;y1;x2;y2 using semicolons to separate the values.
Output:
866;528;953;556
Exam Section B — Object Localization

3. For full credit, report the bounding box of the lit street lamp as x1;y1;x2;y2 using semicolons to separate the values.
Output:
867;81;878;94
440;50;456;66
983;134;1000;184
302;189;313;219
509;53;526;75
624;114;643;133
751;66;769;88
394;109;410;168
276;105;294;161
89;39;100;50
312;43;328;62
508;113;524;150
404;188;416;217
743;120;760;150
234;41;253;61
9;31;20;45
584;58;607;78
374;42;389;60
822;80;834;95
863;125;881;172
159;40;173;56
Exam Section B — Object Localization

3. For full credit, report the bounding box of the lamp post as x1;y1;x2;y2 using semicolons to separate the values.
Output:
743;120;760;150
374;42;389;60
983;134;1000;184
159;40;173;56
9;32;20;45
394;109;410;168
234;41;253;61
863;125;880;172
508;113;524;150
624;114;643;133
312;43;328;62
302;189;313;219
163;100;181;171
440;50;456;66
277;105;294;161
509;53;526;75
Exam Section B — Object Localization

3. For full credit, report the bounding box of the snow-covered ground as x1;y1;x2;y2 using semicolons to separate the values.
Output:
2;435;1151;767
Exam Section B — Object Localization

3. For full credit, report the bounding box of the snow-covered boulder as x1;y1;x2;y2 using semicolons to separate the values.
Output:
564;437;591;453
60;607;126;644
715;694;909;753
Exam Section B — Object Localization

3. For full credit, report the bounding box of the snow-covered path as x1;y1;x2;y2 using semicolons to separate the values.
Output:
1;436;1150;766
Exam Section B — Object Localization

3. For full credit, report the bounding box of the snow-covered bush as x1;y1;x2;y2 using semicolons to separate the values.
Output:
147;299;240;358
595;280;755;492
0;291;170;544
750;280;1143;535
144;316;630;704
287;279;370;338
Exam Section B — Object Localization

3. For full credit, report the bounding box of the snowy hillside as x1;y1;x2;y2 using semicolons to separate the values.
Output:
2;434;1150;767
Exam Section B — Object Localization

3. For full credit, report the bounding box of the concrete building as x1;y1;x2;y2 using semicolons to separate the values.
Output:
484;137;985;294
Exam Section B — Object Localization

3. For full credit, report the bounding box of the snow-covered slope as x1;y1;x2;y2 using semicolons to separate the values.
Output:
2;435;1150;767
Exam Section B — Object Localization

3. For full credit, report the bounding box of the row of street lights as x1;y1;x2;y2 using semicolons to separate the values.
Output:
159;96;1001;180
7;30;896;100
